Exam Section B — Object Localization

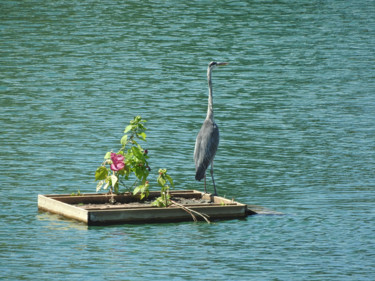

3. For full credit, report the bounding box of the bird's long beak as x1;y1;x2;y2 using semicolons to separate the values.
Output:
217;62;228;66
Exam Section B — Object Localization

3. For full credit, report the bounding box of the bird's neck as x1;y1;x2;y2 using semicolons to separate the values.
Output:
206;68;214;121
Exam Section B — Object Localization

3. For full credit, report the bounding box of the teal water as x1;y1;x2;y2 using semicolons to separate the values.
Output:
1;0;375;280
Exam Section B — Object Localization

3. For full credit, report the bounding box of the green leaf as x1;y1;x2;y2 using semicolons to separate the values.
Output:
132;146;143;159
151;197;163;207
131;139;139;147
118;168;126;177
134;166;144;180
166;175;174;188
96;180;104;192
120;134;128;146
138;132;146;141
157;176;166;187
103;182;109;190
124;125;132;133
133;185;141;195
114;183;119;194
95;166;108;181
111;174;118;188
104;152;112;160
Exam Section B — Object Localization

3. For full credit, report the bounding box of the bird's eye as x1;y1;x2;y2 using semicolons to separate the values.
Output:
209;61;217;67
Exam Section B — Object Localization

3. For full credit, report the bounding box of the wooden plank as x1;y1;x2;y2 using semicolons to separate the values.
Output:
38;190;254;225
201;193;244;205
47;190;203;205
88;207;194;225
87;204;247;225
38;194;88;223
81;202;239;211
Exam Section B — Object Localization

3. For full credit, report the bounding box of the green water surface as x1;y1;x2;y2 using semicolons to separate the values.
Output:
1;1;374;280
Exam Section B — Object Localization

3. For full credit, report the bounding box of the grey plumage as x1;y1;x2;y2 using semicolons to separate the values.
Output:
194;61;228;195
194;118;219;181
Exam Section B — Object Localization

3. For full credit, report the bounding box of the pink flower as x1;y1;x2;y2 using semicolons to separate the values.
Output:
110;153;125;171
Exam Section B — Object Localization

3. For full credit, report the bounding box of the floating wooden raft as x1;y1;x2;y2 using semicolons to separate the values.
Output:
38;190;272;225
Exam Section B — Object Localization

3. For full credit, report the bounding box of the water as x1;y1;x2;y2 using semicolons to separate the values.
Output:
1;0;374;280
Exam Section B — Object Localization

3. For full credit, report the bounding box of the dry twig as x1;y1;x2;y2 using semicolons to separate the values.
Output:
170;200;210;224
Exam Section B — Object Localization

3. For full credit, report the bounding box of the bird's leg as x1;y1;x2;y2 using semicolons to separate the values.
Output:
204;174;207;193
210;164;217;196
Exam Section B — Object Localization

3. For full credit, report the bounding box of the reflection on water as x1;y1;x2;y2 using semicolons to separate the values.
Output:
37;212;88;231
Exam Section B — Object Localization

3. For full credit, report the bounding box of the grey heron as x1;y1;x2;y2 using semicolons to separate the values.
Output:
194;61;228;196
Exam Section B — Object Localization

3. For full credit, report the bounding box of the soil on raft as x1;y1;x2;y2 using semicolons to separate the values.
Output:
75;197;214;210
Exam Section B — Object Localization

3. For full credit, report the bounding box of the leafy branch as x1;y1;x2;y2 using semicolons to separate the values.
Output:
152;169;174;207
95;116;156;200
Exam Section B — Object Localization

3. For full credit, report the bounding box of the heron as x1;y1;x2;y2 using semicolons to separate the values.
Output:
194;61;228;196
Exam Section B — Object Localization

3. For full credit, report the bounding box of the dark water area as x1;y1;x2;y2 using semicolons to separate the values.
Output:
1;1;374;280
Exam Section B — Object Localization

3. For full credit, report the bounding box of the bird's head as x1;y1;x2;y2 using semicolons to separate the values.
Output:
208;61;228;70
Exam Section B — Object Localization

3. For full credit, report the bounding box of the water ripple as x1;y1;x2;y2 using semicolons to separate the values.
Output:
1;0;375;280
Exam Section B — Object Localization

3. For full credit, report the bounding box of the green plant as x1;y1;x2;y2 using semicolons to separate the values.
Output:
94;116;173;204
152;169;174;207
70;189;82;196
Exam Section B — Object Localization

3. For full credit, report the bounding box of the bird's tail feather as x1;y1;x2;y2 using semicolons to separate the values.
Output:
195;169;205;181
